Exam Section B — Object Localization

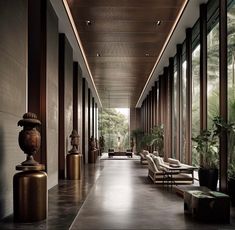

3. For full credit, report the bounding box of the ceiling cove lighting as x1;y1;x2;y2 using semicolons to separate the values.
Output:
62;0;102;107
136;0;189;108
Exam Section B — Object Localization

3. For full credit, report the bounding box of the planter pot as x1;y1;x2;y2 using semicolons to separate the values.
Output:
198;168;218;191
228;178;235;206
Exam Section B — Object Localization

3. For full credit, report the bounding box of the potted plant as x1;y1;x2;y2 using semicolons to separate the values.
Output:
192;116;235;191
192;124;219;191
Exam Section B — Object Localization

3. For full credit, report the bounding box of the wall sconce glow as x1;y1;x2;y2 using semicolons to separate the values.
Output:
86;20;92;26
156;20;161;26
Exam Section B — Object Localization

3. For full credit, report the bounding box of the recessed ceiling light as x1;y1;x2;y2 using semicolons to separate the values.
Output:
86;20;92;26
156;20;161;26
96;53;100;57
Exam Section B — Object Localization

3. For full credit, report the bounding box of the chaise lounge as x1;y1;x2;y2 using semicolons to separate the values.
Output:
146;154;194;185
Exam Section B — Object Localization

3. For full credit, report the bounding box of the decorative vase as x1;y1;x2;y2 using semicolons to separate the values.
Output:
14;112;47;222
18;112;41;166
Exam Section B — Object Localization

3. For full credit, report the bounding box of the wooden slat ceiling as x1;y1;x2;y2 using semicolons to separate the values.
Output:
66;0;186;108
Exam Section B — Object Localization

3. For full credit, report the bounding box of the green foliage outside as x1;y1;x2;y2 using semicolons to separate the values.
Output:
191;6;235;170
228;4;235;178
98;108;129;152
191;45;201;166
131;124;164;155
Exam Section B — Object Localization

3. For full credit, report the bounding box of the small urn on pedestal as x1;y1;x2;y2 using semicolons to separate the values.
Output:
13;112;47;222
66;130;83;180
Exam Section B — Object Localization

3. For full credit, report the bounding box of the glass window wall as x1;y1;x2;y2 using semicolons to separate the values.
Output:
207;23;220;127
191;45;200;166
228;0;235;178
172;57;178;159
181;60;187;163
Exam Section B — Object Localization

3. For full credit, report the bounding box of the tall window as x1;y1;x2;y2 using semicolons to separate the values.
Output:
181;60;187;163
228;0;235;176
206;0;219;171
172;57;178;159
207;23;220;127
191;45;200;166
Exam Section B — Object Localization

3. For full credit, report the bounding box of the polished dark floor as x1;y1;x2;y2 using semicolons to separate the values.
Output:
1;158;235;229
70;160;235;230
0;163;103;230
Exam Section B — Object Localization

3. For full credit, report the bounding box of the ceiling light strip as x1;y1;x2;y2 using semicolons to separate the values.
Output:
135;0;189;108
62;0;102;107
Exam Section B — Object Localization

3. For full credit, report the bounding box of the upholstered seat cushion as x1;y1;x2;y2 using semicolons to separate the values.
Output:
168;157;181;166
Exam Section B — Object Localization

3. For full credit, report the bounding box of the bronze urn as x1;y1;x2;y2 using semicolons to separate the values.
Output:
18;112;41;166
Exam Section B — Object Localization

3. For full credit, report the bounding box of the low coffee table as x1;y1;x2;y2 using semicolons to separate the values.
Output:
184;190;230;223
108;151;133;158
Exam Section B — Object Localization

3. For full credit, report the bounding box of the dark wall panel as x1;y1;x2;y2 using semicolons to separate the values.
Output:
46;1;59;189
94;103;98;139
92;97;95;137
77;65;83;153
0;0;27;219
28;0;47;165
73;62;83;154
82;78;89;163
73;62;78;131
64;37;73;155
88;88;91;140
59;34;73;179
28;0;59;188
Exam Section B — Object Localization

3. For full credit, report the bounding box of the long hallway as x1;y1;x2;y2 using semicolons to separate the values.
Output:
1;158;235;229
70;159;235;230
